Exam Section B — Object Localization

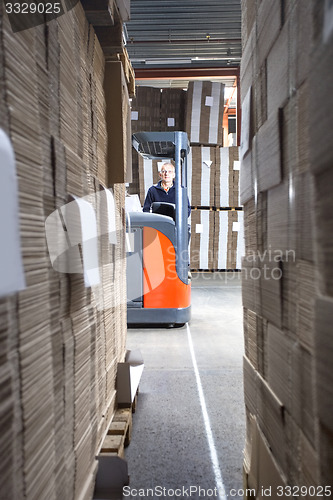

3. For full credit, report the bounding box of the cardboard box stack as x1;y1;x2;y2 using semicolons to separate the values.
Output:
0;2;130;498
187;145;241;208
185;81;243;270
130;86;162;134
130;86;187;134
128;86;186;196
241;0;333;494
128;80;244;271
185;80;224;147
160;87;186;132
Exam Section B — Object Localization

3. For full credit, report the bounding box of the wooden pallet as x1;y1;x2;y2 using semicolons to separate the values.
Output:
100;407;133;459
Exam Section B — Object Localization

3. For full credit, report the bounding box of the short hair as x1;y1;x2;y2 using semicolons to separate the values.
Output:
161;162;175;171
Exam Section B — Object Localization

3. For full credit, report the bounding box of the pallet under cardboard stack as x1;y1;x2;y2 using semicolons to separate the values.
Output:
241;0;333;495
0;3;129;499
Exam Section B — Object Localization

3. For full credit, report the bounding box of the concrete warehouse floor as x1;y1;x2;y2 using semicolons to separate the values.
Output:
125;272;245;500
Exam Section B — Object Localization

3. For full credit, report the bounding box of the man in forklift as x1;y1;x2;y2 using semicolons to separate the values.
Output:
143;161;192;279
142;162;191;216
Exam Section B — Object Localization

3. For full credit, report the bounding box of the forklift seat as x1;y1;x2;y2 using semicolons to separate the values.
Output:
151;202;176;221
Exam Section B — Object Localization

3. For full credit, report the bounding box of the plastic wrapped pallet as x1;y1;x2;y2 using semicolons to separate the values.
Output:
185;80;225;146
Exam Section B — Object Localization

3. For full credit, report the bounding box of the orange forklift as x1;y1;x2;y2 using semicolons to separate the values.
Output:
126;131;191;326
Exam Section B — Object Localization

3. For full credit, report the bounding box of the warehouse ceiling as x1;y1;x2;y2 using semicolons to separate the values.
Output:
124;0;242;92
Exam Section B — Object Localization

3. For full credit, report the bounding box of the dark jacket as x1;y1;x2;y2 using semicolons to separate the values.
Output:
143;181;191;216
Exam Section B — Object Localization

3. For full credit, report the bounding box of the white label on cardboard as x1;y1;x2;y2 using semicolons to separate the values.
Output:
233;160;240;171
205;96;214;107
196;223;203;233
131;110;139;120
167;117;175;127
0;129;26;297
232;221;240;232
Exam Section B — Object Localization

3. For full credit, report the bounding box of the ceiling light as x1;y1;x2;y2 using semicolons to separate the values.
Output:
145;59;192;65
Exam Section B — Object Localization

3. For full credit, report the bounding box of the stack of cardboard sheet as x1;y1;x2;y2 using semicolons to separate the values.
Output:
129;83;244;271
241;0;333;493
160;88;186;132
189;210;215;270
104;61;132;184
190;209;244;271
0;300;19;499
93;39;108;185
185;80;224;146
211;210;240;270
213;211;229;270
2;15;59;499
215;146;240;208
131;86;187;135
184;80;242;270
113;184;127;360
131;86;161;133
227;211;240;269
0;2;129;498
58;14;78;156
128;148;140;197
308;7;333;483
187;146;217;208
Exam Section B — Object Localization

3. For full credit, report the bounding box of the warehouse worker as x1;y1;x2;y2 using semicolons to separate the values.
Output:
142;162;191;216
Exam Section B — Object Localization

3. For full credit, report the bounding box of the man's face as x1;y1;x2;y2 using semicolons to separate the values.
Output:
160;165;175;183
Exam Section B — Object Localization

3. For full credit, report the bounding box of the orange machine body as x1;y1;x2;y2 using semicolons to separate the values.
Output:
143;226;191;309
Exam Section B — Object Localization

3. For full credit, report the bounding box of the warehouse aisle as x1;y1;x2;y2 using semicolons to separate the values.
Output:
125;272;245;499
